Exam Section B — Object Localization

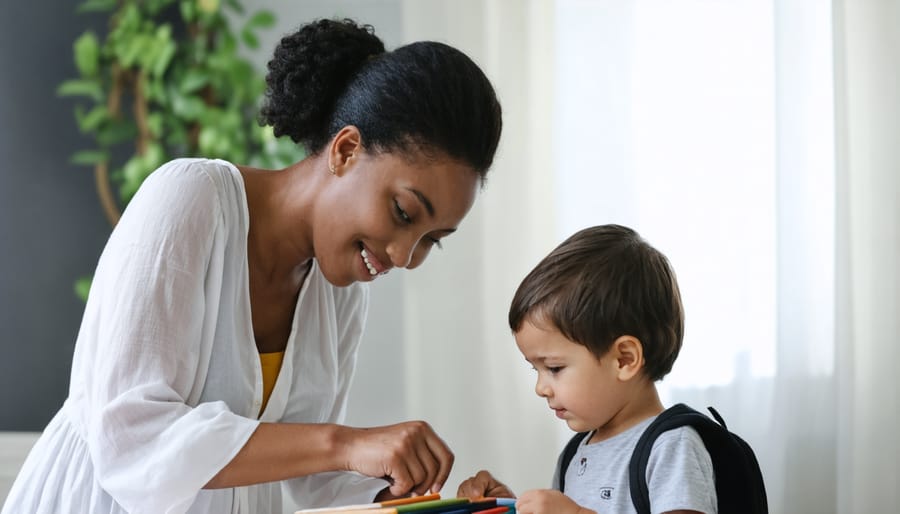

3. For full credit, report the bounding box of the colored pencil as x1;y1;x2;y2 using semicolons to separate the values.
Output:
395;497;470;512
408;498;496;514
293;493;441;513
382;494;442;507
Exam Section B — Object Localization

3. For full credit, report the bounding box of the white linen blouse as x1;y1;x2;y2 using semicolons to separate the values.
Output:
1;159;386;514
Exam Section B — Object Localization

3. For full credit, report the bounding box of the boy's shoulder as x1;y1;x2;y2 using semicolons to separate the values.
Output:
561;403;767;514
559;412;702;483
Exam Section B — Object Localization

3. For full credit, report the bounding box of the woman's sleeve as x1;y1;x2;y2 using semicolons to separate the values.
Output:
78;161;259;514
283;283;389;508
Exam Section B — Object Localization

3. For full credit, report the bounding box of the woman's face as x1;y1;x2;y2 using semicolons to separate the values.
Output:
313;145;480;287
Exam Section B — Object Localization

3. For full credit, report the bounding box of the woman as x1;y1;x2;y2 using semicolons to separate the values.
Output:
2;18;502;514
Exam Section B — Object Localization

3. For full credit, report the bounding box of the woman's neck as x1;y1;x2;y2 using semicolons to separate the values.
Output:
240;159;322;283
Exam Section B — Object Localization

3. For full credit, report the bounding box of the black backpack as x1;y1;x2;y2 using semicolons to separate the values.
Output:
559;403;768;514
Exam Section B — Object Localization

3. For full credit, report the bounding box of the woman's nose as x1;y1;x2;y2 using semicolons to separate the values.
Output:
386;236;417;269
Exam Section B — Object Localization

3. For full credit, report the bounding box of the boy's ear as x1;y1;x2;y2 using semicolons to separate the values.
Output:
612;335;645;381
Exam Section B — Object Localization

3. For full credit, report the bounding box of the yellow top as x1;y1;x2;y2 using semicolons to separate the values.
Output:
259;351;285;415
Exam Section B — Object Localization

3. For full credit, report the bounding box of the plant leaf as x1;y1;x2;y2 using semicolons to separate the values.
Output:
179;0;196;22
171;93;207;120
76;0;117;13
57;79;103;101
70;150;110;165
246;10;275;29
76;105;109;132
74;276;93;302
74;31;101;77
96;120;138;146
198;0;221;14
240;28;259;50
223;0;244;14
152;40;177;77
179;69;209;94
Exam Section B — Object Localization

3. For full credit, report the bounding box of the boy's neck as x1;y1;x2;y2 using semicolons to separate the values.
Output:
590;380;664;443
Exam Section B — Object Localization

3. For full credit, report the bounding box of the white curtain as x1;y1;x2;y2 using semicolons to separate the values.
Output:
398;0;563;494
240;1;900;511
833;0;900;511
394;0;900;512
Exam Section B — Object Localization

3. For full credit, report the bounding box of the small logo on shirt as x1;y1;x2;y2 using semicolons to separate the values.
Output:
577;457;587;476
600;487;614;500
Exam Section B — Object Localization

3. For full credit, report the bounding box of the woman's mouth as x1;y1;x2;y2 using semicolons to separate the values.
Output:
360;245;388;277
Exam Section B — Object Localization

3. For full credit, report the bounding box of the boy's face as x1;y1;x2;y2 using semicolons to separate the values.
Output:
515;319;628;433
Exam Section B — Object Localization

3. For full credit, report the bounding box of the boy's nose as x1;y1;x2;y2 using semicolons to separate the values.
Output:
535;377;552;398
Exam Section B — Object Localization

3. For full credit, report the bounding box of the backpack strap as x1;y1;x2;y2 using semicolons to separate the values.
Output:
558;431;590;492
628;403;769;514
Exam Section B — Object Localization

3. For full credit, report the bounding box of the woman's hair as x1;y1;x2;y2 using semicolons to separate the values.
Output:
260;18;503;179
508;225;685;382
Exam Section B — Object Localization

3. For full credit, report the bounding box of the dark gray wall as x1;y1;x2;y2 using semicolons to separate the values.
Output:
0;0;407;432
0;2;111;430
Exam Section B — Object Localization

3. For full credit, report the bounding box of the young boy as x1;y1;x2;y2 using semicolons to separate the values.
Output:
457;224;716;514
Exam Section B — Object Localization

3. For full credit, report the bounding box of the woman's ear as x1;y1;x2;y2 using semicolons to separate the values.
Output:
611;335;645;381
328;125;362;175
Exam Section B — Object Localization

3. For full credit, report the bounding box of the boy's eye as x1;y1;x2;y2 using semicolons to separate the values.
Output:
548;366;563;374
394;199;412;224
425;236;443;250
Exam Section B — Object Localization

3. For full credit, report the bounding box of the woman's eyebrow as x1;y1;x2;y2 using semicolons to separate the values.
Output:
405;187;457;233
406;187;435;217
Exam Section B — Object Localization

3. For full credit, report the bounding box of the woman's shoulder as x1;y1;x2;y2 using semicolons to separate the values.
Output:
114;158;247;243
129;158;246;217
142;158;242;193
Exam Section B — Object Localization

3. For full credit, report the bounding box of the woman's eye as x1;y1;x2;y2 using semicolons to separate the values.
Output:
548;366;563;374
426;236;443;250
394;200;412;224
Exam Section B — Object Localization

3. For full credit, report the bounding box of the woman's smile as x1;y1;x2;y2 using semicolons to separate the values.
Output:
360;243;389;278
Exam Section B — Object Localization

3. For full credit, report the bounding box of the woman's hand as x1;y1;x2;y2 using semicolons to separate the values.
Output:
339;421;454;497
515;489;593;514
456;470;515;499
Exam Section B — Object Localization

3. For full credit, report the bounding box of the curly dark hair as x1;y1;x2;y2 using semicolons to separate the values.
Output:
260;18;503;179
508;225;685;382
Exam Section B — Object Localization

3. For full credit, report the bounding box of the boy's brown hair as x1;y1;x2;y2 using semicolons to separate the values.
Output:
508;224;684;381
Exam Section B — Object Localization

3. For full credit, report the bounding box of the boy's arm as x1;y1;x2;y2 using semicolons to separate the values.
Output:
456;470;515;498
515;489;595;514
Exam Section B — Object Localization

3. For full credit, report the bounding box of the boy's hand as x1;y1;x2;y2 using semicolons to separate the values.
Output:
516;489;594;514
456;470;515;498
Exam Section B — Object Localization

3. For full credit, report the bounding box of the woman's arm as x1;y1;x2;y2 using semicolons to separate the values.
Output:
206;420;454;497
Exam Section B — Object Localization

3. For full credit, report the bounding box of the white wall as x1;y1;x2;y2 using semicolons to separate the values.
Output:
0;433;39;504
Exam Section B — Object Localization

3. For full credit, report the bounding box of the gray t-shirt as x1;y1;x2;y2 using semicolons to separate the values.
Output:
552;417;717;514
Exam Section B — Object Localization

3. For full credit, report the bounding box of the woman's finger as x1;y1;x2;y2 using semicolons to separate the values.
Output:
421;430;454;493
386;459;414;497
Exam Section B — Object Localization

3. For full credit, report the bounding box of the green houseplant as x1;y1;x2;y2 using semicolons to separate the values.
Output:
59;0;303;299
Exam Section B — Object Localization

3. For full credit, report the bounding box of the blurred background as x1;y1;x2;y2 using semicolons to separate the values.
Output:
1;0;898;512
